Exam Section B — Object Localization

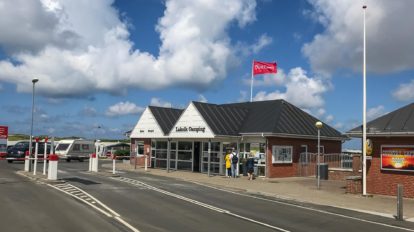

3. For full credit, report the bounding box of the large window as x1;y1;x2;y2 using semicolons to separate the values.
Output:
272;146;293;163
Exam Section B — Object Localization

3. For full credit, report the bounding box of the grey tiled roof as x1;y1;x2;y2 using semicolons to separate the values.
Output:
194;100;343;139
149;106;183;135
347;103;414;136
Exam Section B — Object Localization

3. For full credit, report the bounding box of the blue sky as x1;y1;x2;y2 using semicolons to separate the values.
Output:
0;0;413;149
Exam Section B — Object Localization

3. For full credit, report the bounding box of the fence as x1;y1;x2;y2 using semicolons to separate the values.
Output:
298;153;353;177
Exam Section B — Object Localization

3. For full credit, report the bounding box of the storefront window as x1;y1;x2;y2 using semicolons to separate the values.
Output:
272;146;293;163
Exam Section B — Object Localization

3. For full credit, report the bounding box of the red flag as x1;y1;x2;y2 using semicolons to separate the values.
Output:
252;61;277;75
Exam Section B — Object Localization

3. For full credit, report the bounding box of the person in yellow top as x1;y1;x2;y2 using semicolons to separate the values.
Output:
225;152;231;178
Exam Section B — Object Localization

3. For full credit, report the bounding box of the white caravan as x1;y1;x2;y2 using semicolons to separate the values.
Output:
55;139;95;162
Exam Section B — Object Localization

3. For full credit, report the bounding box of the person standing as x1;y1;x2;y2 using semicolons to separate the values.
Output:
225;152;231;178
246;153;255;180
231;149;238;178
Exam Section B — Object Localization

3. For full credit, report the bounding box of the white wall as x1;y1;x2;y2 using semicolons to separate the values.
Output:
169;102;215;139
130;107;166;138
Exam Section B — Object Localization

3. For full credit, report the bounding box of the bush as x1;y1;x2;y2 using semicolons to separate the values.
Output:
114;149;129;157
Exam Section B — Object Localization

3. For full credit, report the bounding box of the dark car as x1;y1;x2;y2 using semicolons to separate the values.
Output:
7;141;51;163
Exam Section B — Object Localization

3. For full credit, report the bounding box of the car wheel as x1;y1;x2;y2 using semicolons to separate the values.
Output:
66;159;71;162
79;158;84;162
7;160;12;163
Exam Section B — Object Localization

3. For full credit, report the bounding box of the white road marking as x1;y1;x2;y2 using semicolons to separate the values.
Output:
112;177;289;232
48;183;140;232
191;181;414;232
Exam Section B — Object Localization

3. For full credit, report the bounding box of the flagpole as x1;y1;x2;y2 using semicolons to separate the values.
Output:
250;60;254;102
362;5;367;196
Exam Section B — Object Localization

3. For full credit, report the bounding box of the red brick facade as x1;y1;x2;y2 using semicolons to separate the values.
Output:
130;138;151;167
266;137;342;178
367;137;414;197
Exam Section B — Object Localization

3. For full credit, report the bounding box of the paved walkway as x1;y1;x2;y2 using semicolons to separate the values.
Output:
113;162;414;222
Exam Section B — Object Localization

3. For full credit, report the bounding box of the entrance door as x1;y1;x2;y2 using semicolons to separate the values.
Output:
193;142;201;172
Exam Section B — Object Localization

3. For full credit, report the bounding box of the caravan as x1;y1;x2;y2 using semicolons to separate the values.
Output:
55;139;95;162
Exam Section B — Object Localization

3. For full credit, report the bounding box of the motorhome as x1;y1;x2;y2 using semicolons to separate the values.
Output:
55;139;95;162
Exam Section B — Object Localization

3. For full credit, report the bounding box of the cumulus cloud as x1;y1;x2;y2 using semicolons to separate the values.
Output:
150;98;172;108
198;94;208;103
105;101;144;117
303;0;414;76
236;33;273;57
0;0;258;98
243;68;285;87
253;67;330;110
367;105;386;121
393;80;414;101
79;106;98;117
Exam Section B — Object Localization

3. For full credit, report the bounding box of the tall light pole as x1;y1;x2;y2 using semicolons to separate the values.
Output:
315;121;323;190
362;5;367;196
27;78;39;172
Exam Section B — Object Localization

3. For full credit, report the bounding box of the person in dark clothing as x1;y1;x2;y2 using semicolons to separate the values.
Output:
246;153;255;180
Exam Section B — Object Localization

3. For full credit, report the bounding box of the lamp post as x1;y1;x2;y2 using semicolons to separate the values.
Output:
315;121;323;190
26;78;39;172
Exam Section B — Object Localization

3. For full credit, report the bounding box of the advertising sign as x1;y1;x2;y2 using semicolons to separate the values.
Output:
381;146;414;172
0;126;8;139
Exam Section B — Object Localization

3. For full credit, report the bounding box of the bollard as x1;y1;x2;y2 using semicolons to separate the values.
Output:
396;184;404;221
88;153;92;171
112;154;116;174
91;153;98;172
47;154;59;180
24;151;30;172
145;154;148;171
33;138;39;175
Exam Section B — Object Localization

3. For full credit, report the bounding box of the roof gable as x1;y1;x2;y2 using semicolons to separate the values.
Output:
149;106;183;134
347;103;414;135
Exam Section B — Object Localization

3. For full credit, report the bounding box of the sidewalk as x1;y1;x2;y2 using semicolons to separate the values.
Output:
113;163;414;222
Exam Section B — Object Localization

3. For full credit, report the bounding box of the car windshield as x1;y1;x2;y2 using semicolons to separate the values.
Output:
56;143;70;151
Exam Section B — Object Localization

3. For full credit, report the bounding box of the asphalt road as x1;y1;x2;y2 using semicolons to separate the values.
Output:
2;159;414;232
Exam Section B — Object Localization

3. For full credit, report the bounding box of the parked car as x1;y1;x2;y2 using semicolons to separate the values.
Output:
7;141;51;163
55;139;95;162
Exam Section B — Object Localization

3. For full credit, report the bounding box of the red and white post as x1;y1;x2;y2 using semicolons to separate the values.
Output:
43;137;48;175
24;150;30;172
33;138;39;175
48;154;59;180
91;153;98;172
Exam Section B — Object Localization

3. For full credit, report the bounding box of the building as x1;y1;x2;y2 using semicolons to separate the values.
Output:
347;102;414;197
130;100;344;178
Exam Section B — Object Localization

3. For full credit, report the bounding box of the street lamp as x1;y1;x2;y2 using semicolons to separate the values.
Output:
315;121;323;190
26;78;39;172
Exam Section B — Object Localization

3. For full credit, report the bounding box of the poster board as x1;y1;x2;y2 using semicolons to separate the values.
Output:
381;145;414;172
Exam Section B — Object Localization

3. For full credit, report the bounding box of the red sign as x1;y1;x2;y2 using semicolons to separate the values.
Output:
381;146;414;172
0;126;8;139
253;61;277;75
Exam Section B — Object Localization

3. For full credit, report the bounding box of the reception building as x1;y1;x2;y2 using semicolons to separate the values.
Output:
347;102;414;197
130;99;344;178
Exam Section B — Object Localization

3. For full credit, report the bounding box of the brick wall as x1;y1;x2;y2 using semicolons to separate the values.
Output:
266;137;342;178
130;138;151;167
367;137;414;197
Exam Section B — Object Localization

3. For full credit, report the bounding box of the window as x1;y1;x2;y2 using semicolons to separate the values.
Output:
73;144;80;151
272;146;293;163
137;143;144;156
82;144;90;150
56;143;70;151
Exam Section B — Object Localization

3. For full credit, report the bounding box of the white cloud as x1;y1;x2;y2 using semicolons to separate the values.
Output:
325;114;334;123
303;0;414;76
367;105;386;120
251;34;272;54
150;98;172;108
244;68;286;87
105;101;144;117
254;67;330;110
393;80;414;101
80;106;98;117
0;0;257;98
198;94;208;103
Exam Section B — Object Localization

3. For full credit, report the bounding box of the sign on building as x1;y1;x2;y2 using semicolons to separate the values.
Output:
381;145;414;172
